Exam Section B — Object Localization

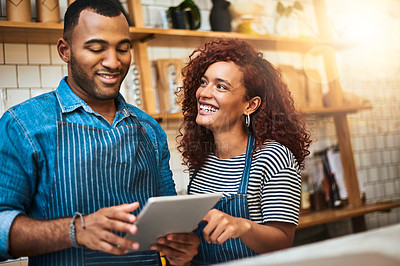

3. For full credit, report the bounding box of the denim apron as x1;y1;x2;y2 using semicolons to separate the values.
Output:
188;135;258;265
29;103;161;265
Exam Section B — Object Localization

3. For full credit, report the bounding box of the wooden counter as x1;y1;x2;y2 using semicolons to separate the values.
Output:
298;201;400;230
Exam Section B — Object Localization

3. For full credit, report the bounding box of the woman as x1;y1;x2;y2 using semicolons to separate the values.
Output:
177;38;311;264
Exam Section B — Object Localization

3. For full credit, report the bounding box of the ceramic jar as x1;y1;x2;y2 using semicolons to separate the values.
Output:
36;0;60;23
6;0;31;22
210;0;232;32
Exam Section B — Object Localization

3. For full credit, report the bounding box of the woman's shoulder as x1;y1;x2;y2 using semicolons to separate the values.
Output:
257;140;292;156
253;140;299;171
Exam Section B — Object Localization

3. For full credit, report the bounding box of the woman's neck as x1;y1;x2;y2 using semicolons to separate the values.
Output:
213;130;249;159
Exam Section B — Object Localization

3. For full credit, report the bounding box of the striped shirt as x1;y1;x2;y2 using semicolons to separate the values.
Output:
189;141;301;225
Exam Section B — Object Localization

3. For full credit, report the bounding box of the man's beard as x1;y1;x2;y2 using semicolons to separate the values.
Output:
70;52;121;100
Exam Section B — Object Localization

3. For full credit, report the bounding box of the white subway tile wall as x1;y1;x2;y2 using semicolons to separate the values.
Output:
0;65;18;87
17;65;41;87
28;44;51;64
40;65;63;87
147;6;167;28
0;88;5;114
148;46;173;60
4;43;28;64
0;0;399;236
5;88;30;109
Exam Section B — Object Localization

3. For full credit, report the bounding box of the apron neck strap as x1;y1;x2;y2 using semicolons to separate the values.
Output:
188;134;255;195
237;134;254;194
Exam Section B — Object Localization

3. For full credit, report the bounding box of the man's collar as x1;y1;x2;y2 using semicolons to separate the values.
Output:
55;76;136;118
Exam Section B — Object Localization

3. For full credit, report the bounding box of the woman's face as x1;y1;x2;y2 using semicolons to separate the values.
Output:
195;61;249;133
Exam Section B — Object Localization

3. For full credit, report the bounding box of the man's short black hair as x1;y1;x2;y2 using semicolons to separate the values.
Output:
63;0;130;42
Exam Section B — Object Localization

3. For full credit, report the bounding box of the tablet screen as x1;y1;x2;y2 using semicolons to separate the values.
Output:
125;193;222;251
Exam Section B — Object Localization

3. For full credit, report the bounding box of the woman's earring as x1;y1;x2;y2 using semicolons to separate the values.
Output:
245;114;251;128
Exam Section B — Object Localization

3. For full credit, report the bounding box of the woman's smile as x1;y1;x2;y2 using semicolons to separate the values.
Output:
198;103;219;115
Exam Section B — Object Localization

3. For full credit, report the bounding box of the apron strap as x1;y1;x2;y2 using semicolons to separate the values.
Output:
187;168;198;194
188;134;255;195
238;134;254;194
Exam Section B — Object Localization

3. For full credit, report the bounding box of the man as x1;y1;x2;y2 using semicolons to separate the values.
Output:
0;0;199;265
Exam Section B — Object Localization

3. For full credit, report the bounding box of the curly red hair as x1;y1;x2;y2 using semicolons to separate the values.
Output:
177;38;311;170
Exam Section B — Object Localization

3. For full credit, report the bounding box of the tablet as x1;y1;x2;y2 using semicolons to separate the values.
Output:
125;193;222;251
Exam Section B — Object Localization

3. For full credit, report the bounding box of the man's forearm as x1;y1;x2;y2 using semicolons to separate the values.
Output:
9;214;72;257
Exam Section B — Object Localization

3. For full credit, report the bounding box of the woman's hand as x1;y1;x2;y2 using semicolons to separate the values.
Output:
201;209;296;254
201;209;251;245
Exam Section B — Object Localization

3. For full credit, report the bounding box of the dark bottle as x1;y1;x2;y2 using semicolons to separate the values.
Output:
210;0;232;32
321;151;342;208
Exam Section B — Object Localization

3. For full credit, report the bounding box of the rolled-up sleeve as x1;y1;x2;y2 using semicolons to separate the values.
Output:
0;210;23;258
0;111;36;258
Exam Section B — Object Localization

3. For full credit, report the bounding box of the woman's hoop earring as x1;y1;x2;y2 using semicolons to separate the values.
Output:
245;114;251;128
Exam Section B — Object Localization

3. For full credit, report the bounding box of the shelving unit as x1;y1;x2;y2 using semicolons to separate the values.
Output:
126;0;400;233
1;0;398;232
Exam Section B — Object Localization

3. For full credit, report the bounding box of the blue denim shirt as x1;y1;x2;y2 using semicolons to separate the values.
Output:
0;77;176;258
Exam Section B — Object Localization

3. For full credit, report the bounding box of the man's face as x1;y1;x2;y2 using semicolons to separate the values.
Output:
67;10;131;103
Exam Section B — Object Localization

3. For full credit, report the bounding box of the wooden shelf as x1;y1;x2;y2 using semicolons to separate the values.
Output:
297;201;400;229
130;27;353;53
0;21;352;53
0;21;63;44
150;104;372;121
